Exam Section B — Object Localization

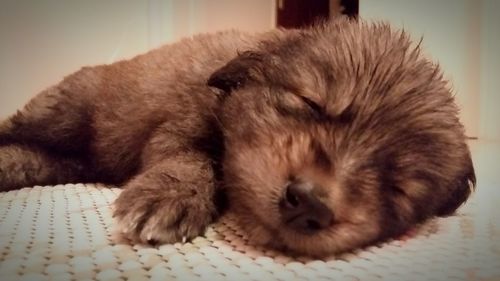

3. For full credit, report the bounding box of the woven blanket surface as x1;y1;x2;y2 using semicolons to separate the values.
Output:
0;142;499;281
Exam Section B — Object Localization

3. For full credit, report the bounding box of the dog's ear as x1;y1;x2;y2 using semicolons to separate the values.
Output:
436;151;476;216
207;51;265;94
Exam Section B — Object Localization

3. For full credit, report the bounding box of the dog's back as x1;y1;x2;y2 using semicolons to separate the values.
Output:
0;30;259;187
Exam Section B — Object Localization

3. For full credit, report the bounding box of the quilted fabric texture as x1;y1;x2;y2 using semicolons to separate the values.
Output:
0;179;499;281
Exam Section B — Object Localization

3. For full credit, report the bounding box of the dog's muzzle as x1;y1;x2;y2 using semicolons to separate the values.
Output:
279;180;333;234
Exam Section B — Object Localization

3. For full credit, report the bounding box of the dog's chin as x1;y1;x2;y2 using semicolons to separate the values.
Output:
232;207;381;257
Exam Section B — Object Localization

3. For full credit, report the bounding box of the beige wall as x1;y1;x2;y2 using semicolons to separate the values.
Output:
479;0;500;141
0;0;275;119
361;0;500;140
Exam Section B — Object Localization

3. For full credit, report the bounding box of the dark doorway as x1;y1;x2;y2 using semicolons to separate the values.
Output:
277;0;359;29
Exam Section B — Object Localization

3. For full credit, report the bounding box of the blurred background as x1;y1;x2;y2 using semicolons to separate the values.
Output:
0;0;498;141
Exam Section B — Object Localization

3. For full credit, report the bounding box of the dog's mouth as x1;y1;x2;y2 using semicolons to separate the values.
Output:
229;194;381;257
228;199;333;256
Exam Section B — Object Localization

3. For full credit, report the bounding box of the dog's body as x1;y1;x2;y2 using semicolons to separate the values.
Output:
0;19;475;256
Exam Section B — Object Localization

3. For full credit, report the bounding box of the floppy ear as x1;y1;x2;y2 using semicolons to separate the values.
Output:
436;151;476;216
207;51;265;94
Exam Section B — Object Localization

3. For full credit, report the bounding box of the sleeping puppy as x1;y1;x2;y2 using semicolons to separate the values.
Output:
0;18;475;256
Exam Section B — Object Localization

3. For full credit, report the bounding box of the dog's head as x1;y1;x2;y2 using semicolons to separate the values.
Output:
207;19;475;256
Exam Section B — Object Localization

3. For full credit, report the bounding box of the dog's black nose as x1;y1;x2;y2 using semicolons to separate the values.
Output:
279;181;333;234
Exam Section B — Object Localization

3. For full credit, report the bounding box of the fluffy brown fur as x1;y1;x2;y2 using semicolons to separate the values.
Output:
0;18;475;256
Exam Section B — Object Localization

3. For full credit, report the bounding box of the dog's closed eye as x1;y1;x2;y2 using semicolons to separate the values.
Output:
299;96;324;117
277;93;325;119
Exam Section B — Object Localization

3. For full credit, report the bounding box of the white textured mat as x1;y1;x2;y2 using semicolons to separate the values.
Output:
0;182;499;281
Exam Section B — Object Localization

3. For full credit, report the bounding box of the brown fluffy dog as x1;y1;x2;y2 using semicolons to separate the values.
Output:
0;19;475;256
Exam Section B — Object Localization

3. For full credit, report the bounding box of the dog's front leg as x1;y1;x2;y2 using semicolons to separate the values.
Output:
113;152;218;244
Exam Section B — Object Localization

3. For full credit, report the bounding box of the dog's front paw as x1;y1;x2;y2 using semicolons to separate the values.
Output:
113;185;217;244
